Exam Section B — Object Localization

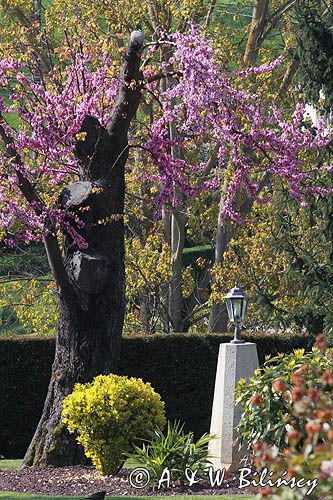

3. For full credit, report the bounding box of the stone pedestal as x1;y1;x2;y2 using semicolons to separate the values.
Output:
209;342;259;471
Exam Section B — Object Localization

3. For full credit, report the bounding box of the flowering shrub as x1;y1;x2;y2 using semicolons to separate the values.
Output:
251;335;333;499
254;336;333;500
235;344;333;453
62;374;166;475
145;23;333;220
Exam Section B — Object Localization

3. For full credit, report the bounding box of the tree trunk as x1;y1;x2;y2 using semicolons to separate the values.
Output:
167;98;187;332
169;208;187;331
160;206;171;332
21;32;144;468
278;54;299;97
208;190;232;333
244;0;269;65
21;293;122;467
139;286;156;334
208;171;273;333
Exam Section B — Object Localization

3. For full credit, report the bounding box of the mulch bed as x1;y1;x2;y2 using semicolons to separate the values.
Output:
0;466;253;496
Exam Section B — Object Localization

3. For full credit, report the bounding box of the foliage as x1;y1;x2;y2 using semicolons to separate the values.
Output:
125;229;171;333
143;24;332;221
265;189;333;343
0;20;331;244
209;180;333;343
0;332;310;458
0;2;332;336
0;283;24;334
0;279;57;335
235;345;333;455
294;0;333;112
253;335;333;499
130;420;213;485
62;374;166;475
0;244;48;276
0;245;54;335
0;336;54;458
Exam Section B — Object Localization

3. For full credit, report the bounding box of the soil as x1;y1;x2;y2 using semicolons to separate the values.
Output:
0;466;253;497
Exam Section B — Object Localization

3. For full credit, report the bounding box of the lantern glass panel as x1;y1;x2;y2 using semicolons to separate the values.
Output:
232;298;243;322
241;298;248;321
226;299;234;322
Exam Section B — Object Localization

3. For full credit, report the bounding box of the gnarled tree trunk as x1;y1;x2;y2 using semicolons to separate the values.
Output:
21;31;144;468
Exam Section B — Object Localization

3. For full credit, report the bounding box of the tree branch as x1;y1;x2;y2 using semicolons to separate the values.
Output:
146;70;181;84
263;0;297;42
1;0;51;72
278;52;299;98
244;0;269;65
205;0;217;26
0;119;73;297
107;31;145;138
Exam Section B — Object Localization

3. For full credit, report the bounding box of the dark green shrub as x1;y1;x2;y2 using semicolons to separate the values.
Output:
131;420;213;485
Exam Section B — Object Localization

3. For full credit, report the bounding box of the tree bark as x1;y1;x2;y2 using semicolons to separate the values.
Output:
160;206;171;332
244;0;297;65
208;189;232;333
169;208;187;331
278;53;299;97
244;0;269;65
21;294;122;467
21;31;144;468
208;171;273;332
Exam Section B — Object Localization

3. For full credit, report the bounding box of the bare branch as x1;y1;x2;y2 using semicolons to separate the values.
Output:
263;0;297;41
205;0;217;26
278;53;299;98
107;31;145;137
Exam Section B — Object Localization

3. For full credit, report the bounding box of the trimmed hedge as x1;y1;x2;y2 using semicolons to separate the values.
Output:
0;332;309;458
182;245;214;267
0;336;54;459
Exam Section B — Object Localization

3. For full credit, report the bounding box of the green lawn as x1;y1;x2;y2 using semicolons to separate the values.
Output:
0;458;144;471
0;460;21;470
0;495;254;500
0;459;141;470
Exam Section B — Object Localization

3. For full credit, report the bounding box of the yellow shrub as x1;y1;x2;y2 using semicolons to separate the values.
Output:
62;374;166;475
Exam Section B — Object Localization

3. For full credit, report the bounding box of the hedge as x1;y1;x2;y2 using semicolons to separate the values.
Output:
0;331;310;458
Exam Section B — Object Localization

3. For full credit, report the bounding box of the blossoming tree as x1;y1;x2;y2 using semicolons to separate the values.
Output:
0;24;331;467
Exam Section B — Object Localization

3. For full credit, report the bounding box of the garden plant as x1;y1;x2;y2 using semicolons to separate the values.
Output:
62;374;166;475
130;420;213;486
235;335;333;499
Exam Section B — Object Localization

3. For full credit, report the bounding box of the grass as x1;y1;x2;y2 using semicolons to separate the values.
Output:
0;460;21;470
0;458;143;470
0;459;142;470
0;495;254;500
